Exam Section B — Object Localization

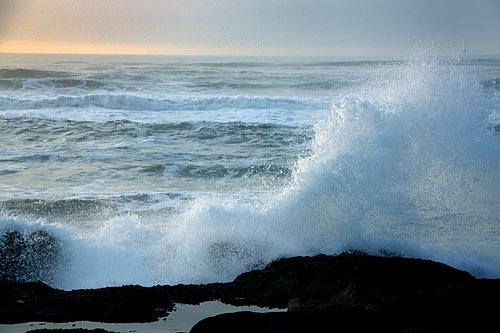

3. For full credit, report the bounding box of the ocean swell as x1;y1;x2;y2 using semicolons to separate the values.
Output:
0;94;324;111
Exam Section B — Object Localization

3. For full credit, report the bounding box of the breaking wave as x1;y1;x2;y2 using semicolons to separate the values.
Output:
0;94;325;111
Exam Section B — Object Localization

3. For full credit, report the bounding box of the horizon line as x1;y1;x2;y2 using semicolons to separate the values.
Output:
1;51;496;59
0;41;496;58
0;40;351;57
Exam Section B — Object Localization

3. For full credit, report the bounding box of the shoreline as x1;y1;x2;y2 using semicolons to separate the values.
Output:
2;252;500;332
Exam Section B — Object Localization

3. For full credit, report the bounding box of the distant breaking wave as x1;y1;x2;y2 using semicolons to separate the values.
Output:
0;94;326;111
0;68;71;79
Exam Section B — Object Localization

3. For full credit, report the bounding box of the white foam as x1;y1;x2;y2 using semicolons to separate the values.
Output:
0;94;327;111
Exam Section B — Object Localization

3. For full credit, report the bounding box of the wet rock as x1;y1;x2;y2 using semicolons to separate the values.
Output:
0;230;25;281
287;298;303;312
1;252;500;332
190;311;304;333
27;329;117;333
0;229;62;284
207;241;264;274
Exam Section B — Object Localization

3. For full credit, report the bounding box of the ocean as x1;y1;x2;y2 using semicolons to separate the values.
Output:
0;52;499;290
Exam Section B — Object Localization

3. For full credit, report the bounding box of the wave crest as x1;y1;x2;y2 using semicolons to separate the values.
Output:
0;94;323;111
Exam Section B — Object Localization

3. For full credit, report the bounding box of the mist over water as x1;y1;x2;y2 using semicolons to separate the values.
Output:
1;53;499;289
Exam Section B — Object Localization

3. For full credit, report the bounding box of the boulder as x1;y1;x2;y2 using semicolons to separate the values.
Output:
0;229;62;284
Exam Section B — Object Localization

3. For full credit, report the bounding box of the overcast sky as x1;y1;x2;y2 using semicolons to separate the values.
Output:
1;0;499;55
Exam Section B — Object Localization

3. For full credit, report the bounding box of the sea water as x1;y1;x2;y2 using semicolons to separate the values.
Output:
0;51;499;290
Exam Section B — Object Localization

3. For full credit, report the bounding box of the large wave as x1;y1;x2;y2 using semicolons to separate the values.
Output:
2;56;500;290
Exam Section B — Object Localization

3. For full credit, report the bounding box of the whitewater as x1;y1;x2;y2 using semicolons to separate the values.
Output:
0;52;499;290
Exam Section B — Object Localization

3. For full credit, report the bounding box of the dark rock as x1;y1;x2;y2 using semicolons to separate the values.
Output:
287;298;303;312
1;253;499;332
190;308;387;333
0;230;25;281
207;240;264;274
221;252;474;309
190;311;302;333
27;329;117;333
0;229;62;284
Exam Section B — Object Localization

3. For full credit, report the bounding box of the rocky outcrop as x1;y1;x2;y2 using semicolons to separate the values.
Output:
26;328;116;333
1;252;500;332
0;229;62;284
192;253;500;332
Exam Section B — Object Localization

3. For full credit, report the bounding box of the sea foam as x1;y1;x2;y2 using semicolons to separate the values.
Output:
0;94;325;111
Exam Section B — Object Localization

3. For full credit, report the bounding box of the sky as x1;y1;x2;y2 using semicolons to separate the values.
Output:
1;0;499;56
